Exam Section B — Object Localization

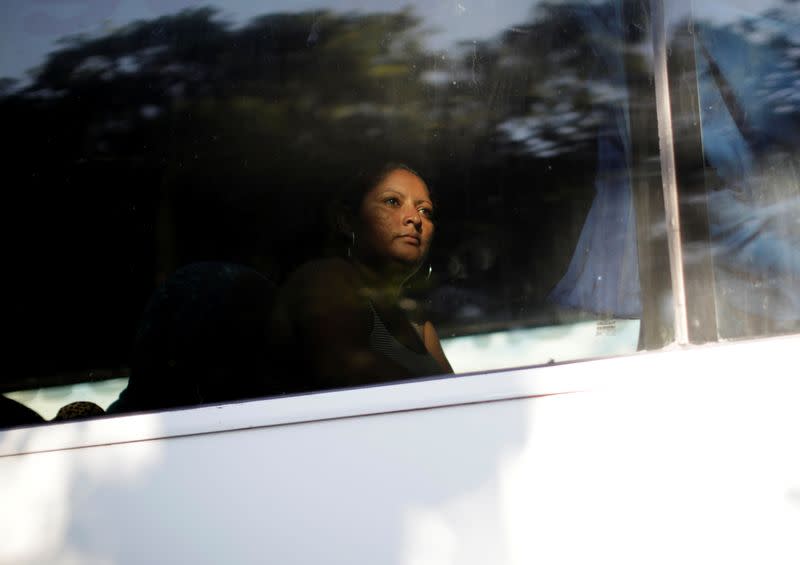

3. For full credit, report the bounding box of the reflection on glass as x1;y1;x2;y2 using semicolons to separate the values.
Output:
688;2;800;338
3;0;657;423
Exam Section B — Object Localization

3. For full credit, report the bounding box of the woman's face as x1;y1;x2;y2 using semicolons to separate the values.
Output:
354;168;435;273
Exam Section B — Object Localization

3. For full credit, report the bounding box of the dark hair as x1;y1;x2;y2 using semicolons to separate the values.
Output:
339;162;427;212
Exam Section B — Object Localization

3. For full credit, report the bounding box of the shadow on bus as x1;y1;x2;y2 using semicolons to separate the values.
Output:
2;388;534;564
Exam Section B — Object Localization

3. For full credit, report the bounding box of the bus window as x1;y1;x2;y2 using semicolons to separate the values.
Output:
3;0;674;425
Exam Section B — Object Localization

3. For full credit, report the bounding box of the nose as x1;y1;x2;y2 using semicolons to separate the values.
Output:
404;208;422;230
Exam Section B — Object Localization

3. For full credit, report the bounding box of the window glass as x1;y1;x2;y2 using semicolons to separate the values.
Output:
3;0;668;426
666;1;800;340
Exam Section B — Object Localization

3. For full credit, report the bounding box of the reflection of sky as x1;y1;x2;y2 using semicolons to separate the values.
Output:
692;1;771;24
3;0;788;85
670;0;787;26
0;0;534;83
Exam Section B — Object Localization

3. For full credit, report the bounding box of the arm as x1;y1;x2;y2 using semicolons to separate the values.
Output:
286;260;411;388
422;321;454;374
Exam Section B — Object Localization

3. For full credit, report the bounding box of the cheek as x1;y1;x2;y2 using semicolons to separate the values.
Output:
360;209;394;244
422;222;435;246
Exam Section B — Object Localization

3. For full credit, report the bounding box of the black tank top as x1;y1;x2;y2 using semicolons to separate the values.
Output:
367;301;444;376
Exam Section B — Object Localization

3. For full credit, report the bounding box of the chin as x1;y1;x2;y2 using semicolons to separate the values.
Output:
387;255;423;275
395;251;424;266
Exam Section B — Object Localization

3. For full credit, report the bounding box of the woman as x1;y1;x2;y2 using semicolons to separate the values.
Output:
271;163;453;392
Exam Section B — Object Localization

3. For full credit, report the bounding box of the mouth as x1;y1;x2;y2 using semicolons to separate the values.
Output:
397;234;421;246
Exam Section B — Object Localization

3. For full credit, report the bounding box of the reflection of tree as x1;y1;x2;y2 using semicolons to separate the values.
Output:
0;78;17;96
475;2;631;158
693;4;800;149
5;2;645;381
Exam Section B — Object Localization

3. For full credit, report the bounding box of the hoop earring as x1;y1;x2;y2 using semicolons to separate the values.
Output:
426;264;432;280
347;232;355;258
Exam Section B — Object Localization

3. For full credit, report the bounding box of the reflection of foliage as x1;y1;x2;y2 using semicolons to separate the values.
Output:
693;3;800;141
470;2;630;158
5;2;645;378
0;78;17;96
11;8;436;270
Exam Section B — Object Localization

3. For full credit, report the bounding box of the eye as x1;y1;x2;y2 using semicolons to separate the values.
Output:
384;197;400;207
418;206;435;220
